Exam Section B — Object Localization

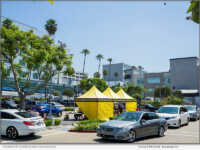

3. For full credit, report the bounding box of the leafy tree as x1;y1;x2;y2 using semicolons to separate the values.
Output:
131;65;137;70
93;72;100;78
78;78;108;93
103;69;108;77
154;86;171;98
63;88;75;97
52;90;60;96
167;96;184;105
81;49;90;73
1;19;72;109
172;90;184;99
96;54;104;74
187;1;199;24
45;19;57;36
107;58;112;81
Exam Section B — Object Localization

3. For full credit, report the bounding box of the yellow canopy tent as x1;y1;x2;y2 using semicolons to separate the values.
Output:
75;86;113;120
116;89;137;111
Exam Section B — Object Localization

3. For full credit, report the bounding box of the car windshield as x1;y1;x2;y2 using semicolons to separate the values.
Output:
157;107;179;114
15;112;37;118
185;106;196;111
114;112;142;121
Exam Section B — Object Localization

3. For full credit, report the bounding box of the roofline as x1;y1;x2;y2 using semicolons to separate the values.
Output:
170;57;199;61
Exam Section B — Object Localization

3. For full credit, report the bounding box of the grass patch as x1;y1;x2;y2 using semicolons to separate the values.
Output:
72;120;105;131
64;107;74;111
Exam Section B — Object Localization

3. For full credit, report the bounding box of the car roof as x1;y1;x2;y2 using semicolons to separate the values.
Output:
161;105;182;108
0;109;19;113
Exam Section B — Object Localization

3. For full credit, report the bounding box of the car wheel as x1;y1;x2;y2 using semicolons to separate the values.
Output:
158;126;165;137
6;126;18;139
186;118;189;126
177;120;181;128
127;130;136;143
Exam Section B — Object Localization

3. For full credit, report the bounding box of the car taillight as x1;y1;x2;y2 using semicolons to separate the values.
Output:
136;108;139;111
23;121;35;126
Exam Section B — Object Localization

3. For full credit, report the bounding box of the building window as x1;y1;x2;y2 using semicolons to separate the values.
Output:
147;77;160;84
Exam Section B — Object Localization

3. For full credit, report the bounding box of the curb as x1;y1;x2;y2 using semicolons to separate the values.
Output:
69;130;97;133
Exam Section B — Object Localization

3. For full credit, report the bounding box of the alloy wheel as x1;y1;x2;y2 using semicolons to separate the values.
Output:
6;127;18;139
177;120;181;128
127;130;136;143
158;127;165;137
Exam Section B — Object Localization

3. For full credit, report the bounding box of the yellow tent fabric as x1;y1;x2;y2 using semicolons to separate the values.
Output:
103;87;120;99
116;89;137;111
75;86;113;120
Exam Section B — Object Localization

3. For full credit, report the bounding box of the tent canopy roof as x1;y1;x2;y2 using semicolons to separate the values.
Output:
77;85;108;99
117;89;134;99
103;87;120;99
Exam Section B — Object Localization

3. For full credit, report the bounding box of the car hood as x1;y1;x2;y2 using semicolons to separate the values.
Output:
100;120;136;128
157;113;178;118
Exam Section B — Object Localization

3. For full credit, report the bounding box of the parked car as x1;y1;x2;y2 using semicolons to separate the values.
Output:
156;105;190;128
144;97;154;101
184;105;200;121
1;100;18;109
32;104;62;117
48;102;65;111
140;104;157;112
25;100;45;110
0;109;46;139
97;111;168;142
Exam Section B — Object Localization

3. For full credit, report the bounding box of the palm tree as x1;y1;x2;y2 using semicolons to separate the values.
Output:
107;58;112;82
81;49;90;74
131;65;137;70
96;54;104;75
138;65;144;86
45;19;57;37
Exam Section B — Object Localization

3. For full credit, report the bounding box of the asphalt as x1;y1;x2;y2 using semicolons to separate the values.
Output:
1;120;199;144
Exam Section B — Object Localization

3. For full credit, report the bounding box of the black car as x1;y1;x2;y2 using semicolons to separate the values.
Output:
140;104;157;112
1;100;18;109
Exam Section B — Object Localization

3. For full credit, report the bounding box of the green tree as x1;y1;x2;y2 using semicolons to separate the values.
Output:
107;58;112;81
52;90;60;96
63;88;75;97
45;19;57;36
93;72;100;78
1;19;72;109
187;1;199;24
96;54;104;75
81;49;90;74
103;69;108;77
78;78;108;93
131;65;137;70
154;87;171;98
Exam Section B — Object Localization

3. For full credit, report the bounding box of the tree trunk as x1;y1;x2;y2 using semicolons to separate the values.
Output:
83;54;86;73
98;60;101;74
57;71;60;84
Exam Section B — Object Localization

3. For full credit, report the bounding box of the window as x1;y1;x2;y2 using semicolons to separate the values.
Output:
147;77;160;84
1;112;17;119
15;112;37;118
148;113;159;119
141;113;151;120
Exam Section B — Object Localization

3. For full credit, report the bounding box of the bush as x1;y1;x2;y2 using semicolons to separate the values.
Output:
64;107;74;111
109;117;114;120
73;120;105;131
54;119;61;126
167;96;184;105
45;120;53;126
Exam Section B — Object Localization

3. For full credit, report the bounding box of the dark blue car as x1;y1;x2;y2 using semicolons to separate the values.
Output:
33;104;62;117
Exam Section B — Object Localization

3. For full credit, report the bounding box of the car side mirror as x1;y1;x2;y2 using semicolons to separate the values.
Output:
140;119;146;125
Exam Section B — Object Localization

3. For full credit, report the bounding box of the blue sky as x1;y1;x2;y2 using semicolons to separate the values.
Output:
2;1;199;76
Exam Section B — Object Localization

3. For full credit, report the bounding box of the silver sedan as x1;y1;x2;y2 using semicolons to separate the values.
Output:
97;111;168;142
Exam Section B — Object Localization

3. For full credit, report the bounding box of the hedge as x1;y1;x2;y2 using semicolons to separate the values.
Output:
72;120;105;131
54;119;61;126
45;120;53;126
64;107;74;111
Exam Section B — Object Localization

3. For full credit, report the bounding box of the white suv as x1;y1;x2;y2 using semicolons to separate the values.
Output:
0;109;46;139
156;105;190;128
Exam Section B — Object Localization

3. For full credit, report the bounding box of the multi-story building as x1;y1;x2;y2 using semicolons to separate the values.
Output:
170;57;200;105
124;68;146;87
103;63;131;86
144;72;170;97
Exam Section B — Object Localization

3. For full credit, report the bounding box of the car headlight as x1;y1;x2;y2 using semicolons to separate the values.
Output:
115;127;128;133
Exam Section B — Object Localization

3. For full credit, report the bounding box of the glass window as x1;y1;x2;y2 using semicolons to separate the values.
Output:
147;77;160;84
15;112;37;118
1;112;17;119
157;107;179;114
148;113;159;119
114;112;142;121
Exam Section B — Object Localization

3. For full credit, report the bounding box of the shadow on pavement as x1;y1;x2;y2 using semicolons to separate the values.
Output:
1;134;42;142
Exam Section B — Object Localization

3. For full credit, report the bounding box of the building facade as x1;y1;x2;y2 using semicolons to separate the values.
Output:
144;72;170;97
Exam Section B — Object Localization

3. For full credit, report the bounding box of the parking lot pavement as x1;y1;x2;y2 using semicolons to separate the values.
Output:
1;120;199;144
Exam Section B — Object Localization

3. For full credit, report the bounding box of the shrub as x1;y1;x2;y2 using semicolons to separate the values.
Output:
54;119;61;126
167;96;184;105
73;120;105;131
152;101;161;108
45;120;53;126
64;107;74;111
109;117;114;120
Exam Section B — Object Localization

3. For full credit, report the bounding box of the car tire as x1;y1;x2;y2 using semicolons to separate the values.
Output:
6;126;18;139
158;126;165;137
177;120;181;128
127;130;136;143
185;118;189;126
57;112;62;117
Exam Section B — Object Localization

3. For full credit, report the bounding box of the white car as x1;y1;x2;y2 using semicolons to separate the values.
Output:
0;109;46;139
156;105;190;128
